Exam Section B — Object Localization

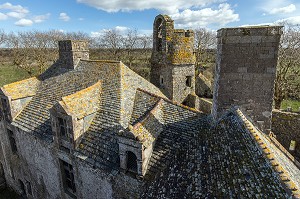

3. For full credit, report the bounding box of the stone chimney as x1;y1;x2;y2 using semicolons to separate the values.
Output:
58;40;89;69
212;26;283;132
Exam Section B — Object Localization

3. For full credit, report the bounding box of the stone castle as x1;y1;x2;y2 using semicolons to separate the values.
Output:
0;15;300;198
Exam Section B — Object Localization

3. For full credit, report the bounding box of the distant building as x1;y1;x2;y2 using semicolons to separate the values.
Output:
0;15;299;199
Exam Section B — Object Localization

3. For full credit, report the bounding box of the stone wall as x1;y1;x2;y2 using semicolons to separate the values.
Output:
150;15;195;104
272;109;300;161
212;26;283;133
198;98;212;114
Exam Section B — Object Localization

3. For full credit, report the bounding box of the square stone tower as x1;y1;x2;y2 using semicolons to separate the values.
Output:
58;40;89;69
212;26;283;132
150;15;196;103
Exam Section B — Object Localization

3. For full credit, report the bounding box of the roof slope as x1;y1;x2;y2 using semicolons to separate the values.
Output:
11;60;165;142
142;111;295;198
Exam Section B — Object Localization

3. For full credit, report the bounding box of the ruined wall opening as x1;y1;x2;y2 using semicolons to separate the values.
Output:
126;151;137;173
7;129;18;154
1;98;10;122
155;18;163;52
60;159;76;196
19;179;26;197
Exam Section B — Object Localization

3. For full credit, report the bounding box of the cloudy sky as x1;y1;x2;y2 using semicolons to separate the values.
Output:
0;0;300;35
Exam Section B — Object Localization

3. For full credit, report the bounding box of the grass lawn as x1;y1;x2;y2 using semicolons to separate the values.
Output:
0;64;31;87
280;99;300;112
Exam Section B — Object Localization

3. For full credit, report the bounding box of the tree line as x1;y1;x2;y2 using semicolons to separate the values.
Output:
0;25;299;109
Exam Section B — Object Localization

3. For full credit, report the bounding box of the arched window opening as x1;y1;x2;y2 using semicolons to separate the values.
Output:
156;18;163;52
126;151;137;173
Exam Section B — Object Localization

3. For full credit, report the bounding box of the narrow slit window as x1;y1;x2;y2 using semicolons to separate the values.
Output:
186;76;192;87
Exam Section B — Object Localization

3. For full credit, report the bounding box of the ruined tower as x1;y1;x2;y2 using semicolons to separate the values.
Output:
58;40;89;69
150;15;195;103
212;26;283;132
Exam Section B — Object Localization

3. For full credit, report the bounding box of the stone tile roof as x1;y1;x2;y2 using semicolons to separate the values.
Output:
5;59;299;198
12;70;102;141
59;81;101;119
1;77;40;100
142;110;298;198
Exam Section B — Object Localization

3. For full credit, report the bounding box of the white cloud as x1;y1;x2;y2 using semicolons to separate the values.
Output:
78;17;84;21
77;0;225;14
91;26;131;37
33;13;50;23
0;12;7;20
59;12;70;21
6;11;26;19
115;26;130;33
171;3;239;28
269;4;296;15
0;2;28;14
275;16;300;25
14;18;33;26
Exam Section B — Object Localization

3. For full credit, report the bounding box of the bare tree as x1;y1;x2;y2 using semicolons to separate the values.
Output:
4;29;94;76
194;28;217;70
99;29;123;60
123;29;140;67
274;24;300;109
0;29;5;46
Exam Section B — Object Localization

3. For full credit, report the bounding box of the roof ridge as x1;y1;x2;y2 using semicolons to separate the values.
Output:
235;108;300;197
136;88;201;113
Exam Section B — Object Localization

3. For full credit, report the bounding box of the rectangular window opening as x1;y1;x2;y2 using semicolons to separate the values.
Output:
60;160;76;196
186;76;192;87
26;180;32;196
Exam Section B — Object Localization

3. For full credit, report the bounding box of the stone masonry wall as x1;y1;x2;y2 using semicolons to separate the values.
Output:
212;26;282;132
272;109;300;161
150;15;195;104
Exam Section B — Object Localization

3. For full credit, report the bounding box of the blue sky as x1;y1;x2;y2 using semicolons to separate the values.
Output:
0;0;300;36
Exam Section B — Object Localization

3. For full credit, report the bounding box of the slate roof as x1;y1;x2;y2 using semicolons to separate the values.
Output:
3;59;299;198
142;110;296;198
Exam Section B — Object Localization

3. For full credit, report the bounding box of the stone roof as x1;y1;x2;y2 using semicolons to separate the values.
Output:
59;81;101;119
3;59;299;198
142;109;299;198
1;77;40;100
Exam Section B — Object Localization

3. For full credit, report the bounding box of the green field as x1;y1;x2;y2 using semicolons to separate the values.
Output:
281;99;300;112
0;64;31;87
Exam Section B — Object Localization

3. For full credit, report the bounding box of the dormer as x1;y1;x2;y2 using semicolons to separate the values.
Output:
0;77;40;122
50;81;101;152
58;40;89;69
117;100;164;176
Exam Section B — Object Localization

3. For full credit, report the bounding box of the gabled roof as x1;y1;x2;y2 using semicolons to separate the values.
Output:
59;81;101;119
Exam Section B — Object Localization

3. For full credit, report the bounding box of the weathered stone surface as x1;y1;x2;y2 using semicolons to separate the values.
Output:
195;73;212;98
150;14;195;103
272;109;300;161
0;15;299;199
212;26;283;133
